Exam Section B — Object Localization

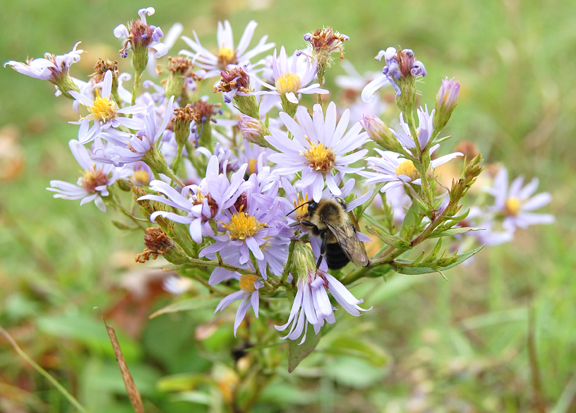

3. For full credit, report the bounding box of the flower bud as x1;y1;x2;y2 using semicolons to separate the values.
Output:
237;114;272;148
433;77;460;133
291;242;317;282
361;114;403;153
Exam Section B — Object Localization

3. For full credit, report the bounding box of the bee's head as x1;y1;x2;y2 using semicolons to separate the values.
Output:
307;201;318;213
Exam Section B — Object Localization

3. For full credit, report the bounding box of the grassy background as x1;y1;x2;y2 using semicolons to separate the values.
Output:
1;0;574;411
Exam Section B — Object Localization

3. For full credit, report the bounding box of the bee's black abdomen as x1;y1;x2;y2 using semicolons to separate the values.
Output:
326;242;350;270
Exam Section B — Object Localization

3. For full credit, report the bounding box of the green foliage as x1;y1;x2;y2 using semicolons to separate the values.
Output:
0;0;572;411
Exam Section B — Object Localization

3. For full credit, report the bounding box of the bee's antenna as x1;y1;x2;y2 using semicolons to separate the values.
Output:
286;200;313;216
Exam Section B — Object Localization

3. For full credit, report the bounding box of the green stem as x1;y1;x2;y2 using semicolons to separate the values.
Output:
131;71;142;107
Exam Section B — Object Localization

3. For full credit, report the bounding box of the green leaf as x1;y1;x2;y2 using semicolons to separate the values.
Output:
288;331;321;373
391;245;484;275
400;201;424;240
365;226;409;248
430;227;484;238
149;296;222;319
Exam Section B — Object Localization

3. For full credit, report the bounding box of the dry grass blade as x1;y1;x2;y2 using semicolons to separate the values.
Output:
98;310;145;413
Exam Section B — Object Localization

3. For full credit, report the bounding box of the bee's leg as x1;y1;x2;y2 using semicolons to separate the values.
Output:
316;230;327;270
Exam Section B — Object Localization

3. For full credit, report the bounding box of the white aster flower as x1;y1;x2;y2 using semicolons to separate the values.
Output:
215;273;263;337
275;269;369;344
266;102;369;201
487;167;554;232
47;140;123;213
252;46;328;105
363;148;462;192
180;20;274;78
69;70;146;143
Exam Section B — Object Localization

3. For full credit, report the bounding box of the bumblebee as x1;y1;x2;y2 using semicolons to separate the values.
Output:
289;198;370;270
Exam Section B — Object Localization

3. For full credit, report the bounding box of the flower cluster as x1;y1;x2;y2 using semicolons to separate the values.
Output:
7;10;554;360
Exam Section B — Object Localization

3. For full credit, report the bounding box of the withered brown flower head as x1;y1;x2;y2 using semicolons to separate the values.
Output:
167;56;201;79
89;58;119;84
214;67;251;95
135;227;173;263
303;27;349;61
190;100;222;124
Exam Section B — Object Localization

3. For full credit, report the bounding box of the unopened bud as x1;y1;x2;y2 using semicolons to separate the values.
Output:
238;114;271;148
291;242;316;281
433;77;460;133
361;114;403;152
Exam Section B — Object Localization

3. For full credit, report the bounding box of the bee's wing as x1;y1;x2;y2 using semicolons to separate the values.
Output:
323;220;370;267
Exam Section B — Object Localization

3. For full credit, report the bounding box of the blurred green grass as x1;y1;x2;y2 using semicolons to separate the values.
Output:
1;0;575;411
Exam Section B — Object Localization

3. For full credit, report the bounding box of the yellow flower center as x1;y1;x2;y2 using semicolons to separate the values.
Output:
301;136;336;173
222;210;266;240
218;47;237;68
504;196;521;216
275;72;302;94
248;158;258;175
293;193;310;220
81;168;108;193
133;170;150;186
395;160;419;181
89;91;117;123
239;274;259;293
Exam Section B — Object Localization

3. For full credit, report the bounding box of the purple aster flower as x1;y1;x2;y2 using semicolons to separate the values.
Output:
252;47;328;105
391;106;435;152
199;180;291;279
180;20;275;78
215;274;263;337
114;7;168;59
486;167;554;232
47;140;123;213
96;96;175;166
139;156;252;244
69;71;146;143
275;268;369;344
362;47;427;100
363;147;462;192
266;102;369;201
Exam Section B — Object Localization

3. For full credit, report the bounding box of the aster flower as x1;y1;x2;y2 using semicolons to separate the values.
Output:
486;167;554;232
215;274;263;337
266;102;369;201
180;20;274;78
199;180;291;279
252;47;328;105
139;156;252;244
47;140;122;212
362;47;427;100
391;106;436;152
114;7;168;59
69;70;146;144
5;42;83;98
363;148;462;192
336;61;388;123
96;95;175;166
275;268;369;344
163;275;194;295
